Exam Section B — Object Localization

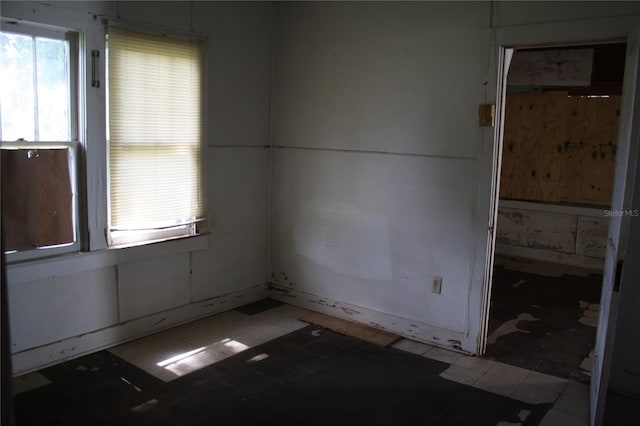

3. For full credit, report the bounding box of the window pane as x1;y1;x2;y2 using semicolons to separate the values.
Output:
110;146;202;229
0;32;35;141
36;37;70;141
108;32;202;147
1;26;78;259
108;27;205;239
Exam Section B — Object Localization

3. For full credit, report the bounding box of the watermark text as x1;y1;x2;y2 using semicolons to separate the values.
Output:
603;209;640;217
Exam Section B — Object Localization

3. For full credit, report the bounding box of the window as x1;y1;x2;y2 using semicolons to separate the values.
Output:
106;26;205;247
0;22;80;261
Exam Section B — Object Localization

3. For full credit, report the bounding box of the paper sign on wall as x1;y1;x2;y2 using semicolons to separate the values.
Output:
508;49;594;87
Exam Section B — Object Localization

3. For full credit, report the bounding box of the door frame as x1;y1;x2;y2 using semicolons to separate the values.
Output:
481;28;640;426
478;46;512;356
590;29;640;425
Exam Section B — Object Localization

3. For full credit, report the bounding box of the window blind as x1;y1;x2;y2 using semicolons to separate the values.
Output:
107;26;204;241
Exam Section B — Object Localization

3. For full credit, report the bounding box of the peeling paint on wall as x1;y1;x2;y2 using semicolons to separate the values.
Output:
496;201;608;268
448;339;462;348
341;307;362;316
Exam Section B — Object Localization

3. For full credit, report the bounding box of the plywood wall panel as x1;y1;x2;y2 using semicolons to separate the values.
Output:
566;96;619;205
1;149;74;251
501;92;620;206
501;92;568;203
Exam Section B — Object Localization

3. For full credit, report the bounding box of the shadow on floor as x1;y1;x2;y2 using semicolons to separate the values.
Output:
15;324;551;426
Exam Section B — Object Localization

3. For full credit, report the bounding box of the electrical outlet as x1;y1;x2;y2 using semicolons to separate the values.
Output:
432;276;442;294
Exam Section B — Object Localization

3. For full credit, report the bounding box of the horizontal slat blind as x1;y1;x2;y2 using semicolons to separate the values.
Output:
108;26;204;233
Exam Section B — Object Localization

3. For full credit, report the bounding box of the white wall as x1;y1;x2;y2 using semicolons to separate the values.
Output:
3;1;273;374
270;2;493;352
269;1;640;354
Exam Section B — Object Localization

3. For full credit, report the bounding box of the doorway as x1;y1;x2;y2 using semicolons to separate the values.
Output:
485;43;627;383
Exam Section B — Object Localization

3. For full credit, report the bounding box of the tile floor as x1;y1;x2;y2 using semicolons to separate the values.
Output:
13;299;592;425
486;259;602;383
109;301;309;383
388;337;587;423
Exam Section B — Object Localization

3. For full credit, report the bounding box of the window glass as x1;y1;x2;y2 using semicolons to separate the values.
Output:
0;25;78;260
35;36;70;141
1;31;70;141
0;31;36;141
107;26;205;246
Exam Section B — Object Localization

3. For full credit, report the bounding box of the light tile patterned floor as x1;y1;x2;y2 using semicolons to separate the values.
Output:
511;371;568;404
110;305;589;424
9;302;602;426
390;338;431;355
392;337;588;425
111;304;589;425
473;362;532;398
109;303;310;382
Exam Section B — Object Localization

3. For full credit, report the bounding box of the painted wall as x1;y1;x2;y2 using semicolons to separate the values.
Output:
3;1;273;374
269;1;640;354
269;1;494;352
496;201;608;270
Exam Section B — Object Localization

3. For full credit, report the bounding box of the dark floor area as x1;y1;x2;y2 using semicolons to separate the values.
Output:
234;298;284;316
604;390;640;426
486;265;602;383
14;324;551;426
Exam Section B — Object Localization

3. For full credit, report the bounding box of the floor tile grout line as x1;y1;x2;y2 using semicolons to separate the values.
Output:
438;356;573;404
387;339;581;406
393;337;587;398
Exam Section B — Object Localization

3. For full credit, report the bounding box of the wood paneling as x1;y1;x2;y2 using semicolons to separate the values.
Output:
500;92;620;206
566;95;619;204
496;201;608;268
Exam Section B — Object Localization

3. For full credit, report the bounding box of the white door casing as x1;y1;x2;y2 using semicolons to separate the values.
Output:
591;28;640;426
483;19;640;426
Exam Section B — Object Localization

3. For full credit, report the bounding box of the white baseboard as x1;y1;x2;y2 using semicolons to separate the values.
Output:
12;283;268;376
270;284;475;355
495;243;604;270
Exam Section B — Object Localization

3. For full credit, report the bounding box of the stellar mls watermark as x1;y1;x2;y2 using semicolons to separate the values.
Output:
603;209;640;217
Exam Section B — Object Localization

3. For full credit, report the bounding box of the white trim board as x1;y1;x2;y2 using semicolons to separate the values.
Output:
499;200;607;218
7;234;209;285
270;284;474;355
494;243;605;271
12;283;268;376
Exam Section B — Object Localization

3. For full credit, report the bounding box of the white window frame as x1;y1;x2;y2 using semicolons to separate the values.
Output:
0;19;84;263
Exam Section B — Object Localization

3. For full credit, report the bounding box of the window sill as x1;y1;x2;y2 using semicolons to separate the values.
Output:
5;233;209;285
107;233;209;261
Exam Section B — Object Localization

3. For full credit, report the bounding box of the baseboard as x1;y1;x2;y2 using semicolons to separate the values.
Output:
269;284;475;354
495;243;604;270
12;283;269;376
